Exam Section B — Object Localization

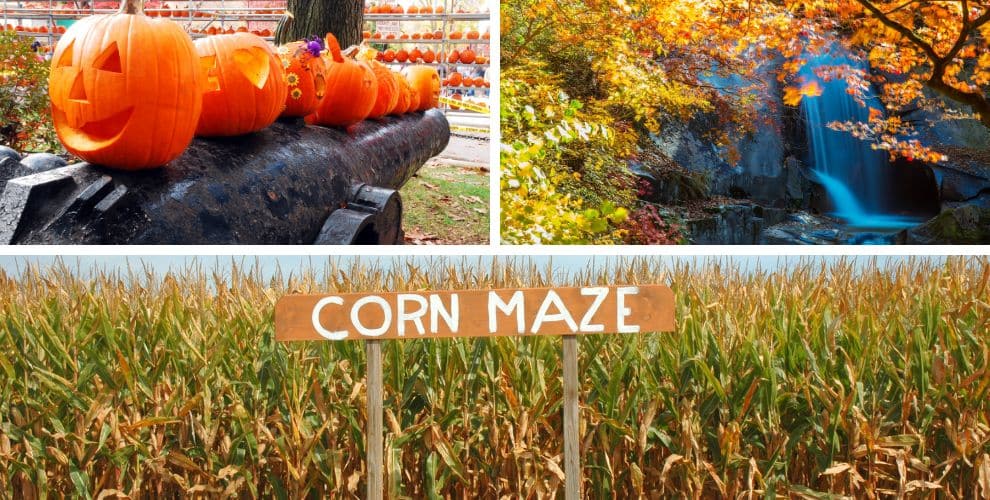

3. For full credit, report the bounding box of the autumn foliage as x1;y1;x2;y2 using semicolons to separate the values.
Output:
502;0;990;243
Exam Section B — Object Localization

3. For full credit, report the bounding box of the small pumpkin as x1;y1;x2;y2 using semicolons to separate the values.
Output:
472;76;484;87
459;48;475;64
447;50;459;63
395;49;409;63
449;30;463;40
466;30;479;39
195;32;287;136
309;33;377;127
409;47;422;62
447;71;462;86
407;82;421;111
382;49;396;62
367;61;399;118
278;38;327;118
393;75;411;114
402;65;440;111
422;49;435;63
48;0;203;169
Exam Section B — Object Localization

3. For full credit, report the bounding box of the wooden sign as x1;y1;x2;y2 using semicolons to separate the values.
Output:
275;285;675;341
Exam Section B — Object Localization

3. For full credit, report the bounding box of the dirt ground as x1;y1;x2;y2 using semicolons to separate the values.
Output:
401;133;490;245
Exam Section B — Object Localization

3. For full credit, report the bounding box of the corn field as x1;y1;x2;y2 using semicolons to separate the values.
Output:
1;256;989;498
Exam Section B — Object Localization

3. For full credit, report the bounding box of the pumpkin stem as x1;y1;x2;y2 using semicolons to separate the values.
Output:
118;0;145;15
324;33;344;63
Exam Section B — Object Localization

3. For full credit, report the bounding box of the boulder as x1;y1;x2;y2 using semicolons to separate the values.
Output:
18;153;68;175
906;205;990;244
0;146;20;163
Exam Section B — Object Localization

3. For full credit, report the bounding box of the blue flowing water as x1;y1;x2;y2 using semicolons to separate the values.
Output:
799;51;925;231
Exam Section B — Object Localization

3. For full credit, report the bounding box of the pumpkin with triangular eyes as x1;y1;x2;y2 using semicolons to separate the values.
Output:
278;39;327;118
195;33;287;136
48;0;203;170
402;65;440;111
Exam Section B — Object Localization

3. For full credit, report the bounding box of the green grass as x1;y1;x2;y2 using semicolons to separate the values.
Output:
401;160;489;244
0;257;988;497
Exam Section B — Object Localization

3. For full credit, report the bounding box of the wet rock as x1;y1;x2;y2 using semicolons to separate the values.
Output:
906;205;990;244
0;146;20;163
18;153;68;175
686;203;787;244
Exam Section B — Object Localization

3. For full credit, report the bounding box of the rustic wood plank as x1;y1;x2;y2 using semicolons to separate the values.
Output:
562;335;581;499
366;339;384;500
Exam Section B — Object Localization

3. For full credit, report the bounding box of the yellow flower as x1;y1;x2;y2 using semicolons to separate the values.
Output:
290;87;303;100
286;72;299;87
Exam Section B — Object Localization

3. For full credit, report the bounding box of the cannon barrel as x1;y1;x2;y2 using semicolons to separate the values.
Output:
0;109;450;244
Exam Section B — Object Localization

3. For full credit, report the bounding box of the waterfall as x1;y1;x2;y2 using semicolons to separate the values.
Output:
799;49;925;230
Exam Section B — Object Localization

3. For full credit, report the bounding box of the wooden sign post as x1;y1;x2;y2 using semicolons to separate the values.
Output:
276;285;676;499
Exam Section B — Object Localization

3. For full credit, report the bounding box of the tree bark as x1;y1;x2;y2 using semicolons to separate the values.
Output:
276;0;364;47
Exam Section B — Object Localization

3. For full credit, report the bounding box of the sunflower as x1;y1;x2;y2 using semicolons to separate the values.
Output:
286;72;299;87
290;87;303;100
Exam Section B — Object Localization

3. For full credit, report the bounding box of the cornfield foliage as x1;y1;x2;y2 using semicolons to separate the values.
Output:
1;257;989;498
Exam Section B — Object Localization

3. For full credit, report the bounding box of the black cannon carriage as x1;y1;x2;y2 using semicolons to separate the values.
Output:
0;109;450;245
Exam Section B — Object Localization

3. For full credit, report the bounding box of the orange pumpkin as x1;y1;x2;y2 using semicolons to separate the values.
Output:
367;61;399;119
447;50;459;63
409;47;422;62
278;40;327;118
395;49;409;63
393;75;411;114
407;5;419;13
472;76;484;87
475;55;488;64
449;31;463;40
459;48;475;64
407;82;421;111
466;30;479;39
402;65;440;111
310;33;377;127
382;49;396;62
48;0;203;169
447;71;462;86
422;49;435;63
195;33;287;136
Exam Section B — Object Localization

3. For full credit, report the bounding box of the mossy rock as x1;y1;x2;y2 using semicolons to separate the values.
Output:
907;205;990;244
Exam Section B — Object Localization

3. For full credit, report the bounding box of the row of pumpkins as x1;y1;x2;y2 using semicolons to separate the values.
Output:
48;0;441;170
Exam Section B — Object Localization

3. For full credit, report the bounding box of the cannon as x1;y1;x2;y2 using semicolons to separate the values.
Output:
0;109;450;244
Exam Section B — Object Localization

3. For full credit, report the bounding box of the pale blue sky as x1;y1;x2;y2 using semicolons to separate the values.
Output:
0;255;946;280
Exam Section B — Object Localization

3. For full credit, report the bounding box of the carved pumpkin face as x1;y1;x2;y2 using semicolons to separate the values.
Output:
48;4;202;169
278;41;327;118
310;33;377;128
195;33;287;136
402;65;440;111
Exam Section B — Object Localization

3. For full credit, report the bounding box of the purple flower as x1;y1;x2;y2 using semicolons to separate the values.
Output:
305;37;324;58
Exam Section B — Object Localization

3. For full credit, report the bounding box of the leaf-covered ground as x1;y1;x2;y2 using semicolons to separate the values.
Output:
401;134;490;245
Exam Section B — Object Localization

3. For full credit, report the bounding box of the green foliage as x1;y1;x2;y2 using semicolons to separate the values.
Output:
0;31;59;153
500;65;631;244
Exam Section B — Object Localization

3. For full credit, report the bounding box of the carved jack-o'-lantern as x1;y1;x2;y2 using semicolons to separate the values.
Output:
195;33;287;136
278;39;327;118
402;65;440;111
48;0;203;170
309;33;377;128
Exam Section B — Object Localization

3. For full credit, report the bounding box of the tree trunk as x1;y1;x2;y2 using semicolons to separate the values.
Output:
276;0;363;47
